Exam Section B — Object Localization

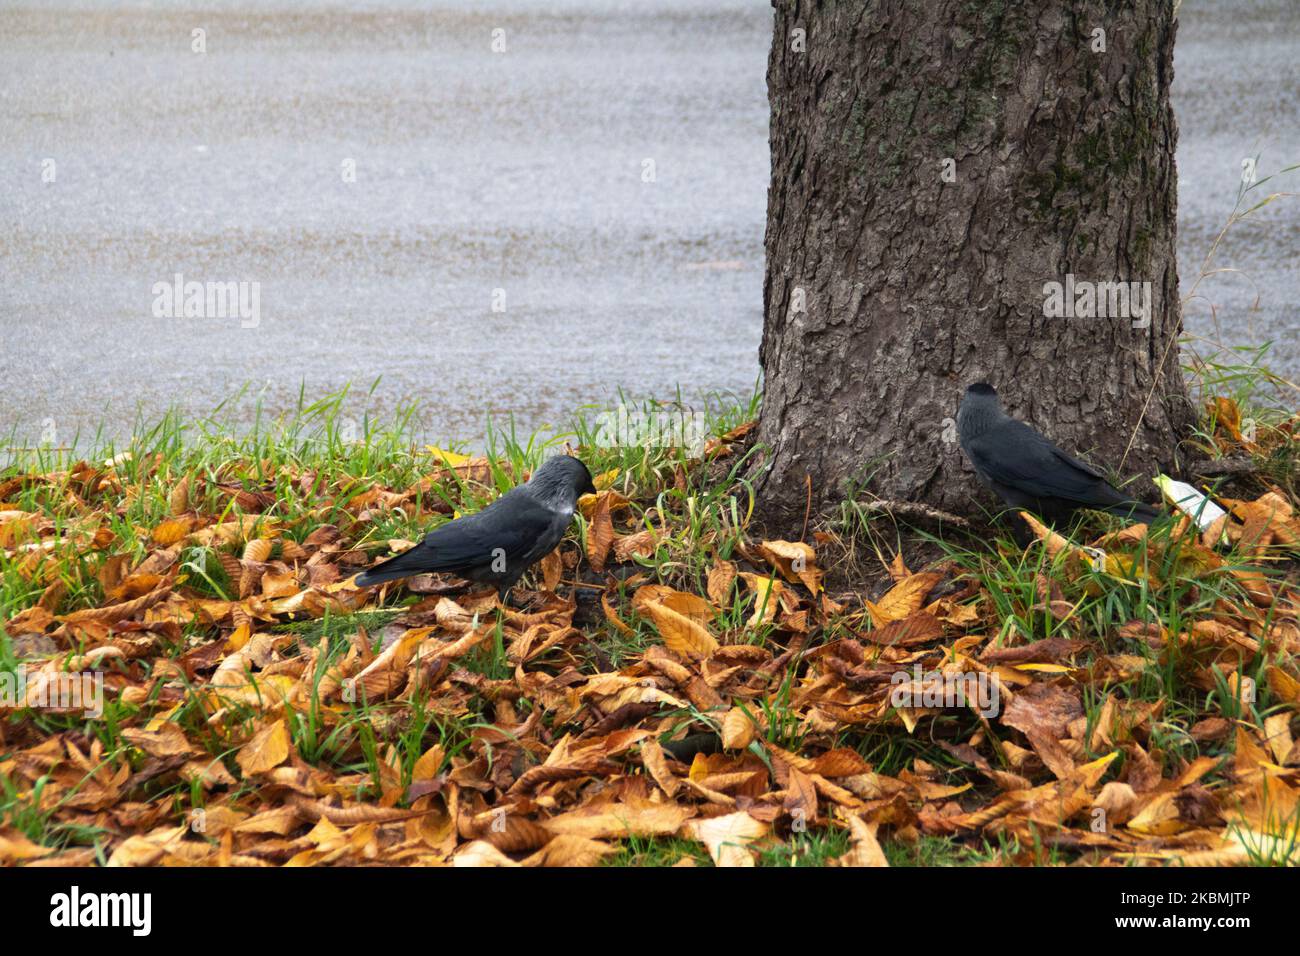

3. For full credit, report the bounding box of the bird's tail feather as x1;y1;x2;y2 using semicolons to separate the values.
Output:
354;548;427;587
1103;500;1161;524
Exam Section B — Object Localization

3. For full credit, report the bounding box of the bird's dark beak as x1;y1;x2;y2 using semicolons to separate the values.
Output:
584;479;598;496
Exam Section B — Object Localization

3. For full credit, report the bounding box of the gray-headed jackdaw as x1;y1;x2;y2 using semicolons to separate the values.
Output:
354;454;597;599
957;383;1160;525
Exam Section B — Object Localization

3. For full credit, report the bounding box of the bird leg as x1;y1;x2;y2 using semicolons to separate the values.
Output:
499;587;545;613
1005;512;1038;549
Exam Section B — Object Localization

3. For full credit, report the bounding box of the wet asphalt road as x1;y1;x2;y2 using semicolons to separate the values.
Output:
0;0;1295;450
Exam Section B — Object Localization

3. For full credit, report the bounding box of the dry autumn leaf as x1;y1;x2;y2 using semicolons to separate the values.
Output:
707;558;737;606
641;601;719;659
758;539;823;594
687;811;769;867
720;707;756;750
866;572;944;626
1;404;1295;873
737;572;784;628
839;816;889;867
585;491;616;572
236;720;292;777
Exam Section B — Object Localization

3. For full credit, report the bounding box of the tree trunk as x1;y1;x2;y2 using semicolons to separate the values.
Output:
757;0;1194;530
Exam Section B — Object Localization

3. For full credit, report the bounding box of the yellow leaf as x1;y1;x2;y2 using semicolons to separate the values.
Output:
579;489;631;519
236;720;291;777
1127;792;1185;836
425;446;471;467
720;707;755;750
1073;751;1120;789
152;516;196;546
412;745;445;782
226;621;252;652
642;601;719;659
865;572;943;626
757;540;823;594
1264;714;1294;765
1267;665;1300;709
737;573;784;628
632;585;716;624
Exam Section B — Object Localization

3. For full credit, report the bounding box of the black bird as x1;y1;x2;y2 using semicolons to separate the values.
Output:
354;454;597;600
957;383;1160;526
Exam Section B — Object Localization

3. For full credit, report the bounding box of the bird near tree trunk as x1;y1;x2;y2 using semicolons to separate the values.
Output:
755;0;1194;533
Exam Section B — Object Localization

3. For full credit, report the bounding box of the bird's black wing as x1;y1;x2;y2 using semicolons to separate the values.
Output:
356;487;558;584
967;419;1109;502
418;487;558;569
1047;443;1106;481
1041;435;1156;515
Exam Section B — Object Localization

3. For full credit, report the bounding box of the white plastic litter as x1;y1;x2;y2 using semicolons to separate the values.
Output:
1154;475;1228;533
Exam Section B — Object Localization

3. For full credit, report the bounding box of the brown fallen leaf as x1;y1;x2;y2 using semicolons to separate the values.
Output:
0;829;56;864
454;840;521;868
544;801;694;840
838;815;889;867
236;720;291;777
707;558;737;606
1017;511;1076;557
152;516;196;546
168;474;191;515
758;540;824;595
1002;683;1084;741
640;739;682;798
866;572;944;626
865;611;944;647
686;811;769;867
538;548;563;591
122;723;198;759
737;573;785;628
613;529;657;562
632;584;717;624
586;492;616;573
642;600;719;659
601;594;635;636
522;835;613;867
720;707;756;750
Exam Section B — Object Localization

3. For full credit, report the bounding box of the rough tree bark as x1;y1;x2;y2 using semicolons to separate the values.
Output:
757;0;1194;529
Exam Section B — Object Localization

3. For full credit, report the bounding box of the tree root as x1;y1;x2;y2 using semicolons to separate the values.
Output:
1186;457;1258;478
853;498;976;530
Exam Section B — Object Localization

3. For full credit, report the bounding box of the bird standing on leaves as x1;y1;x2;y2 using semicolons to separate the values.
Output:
353;454;597;601
957;383;1160;526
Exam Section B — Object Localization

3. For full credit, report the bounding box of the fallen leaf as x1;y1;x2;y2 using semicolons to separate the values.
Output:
642;601;719;659
838;816;889;867
686;811;769;867
236;720;291;777
720;707;756;750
